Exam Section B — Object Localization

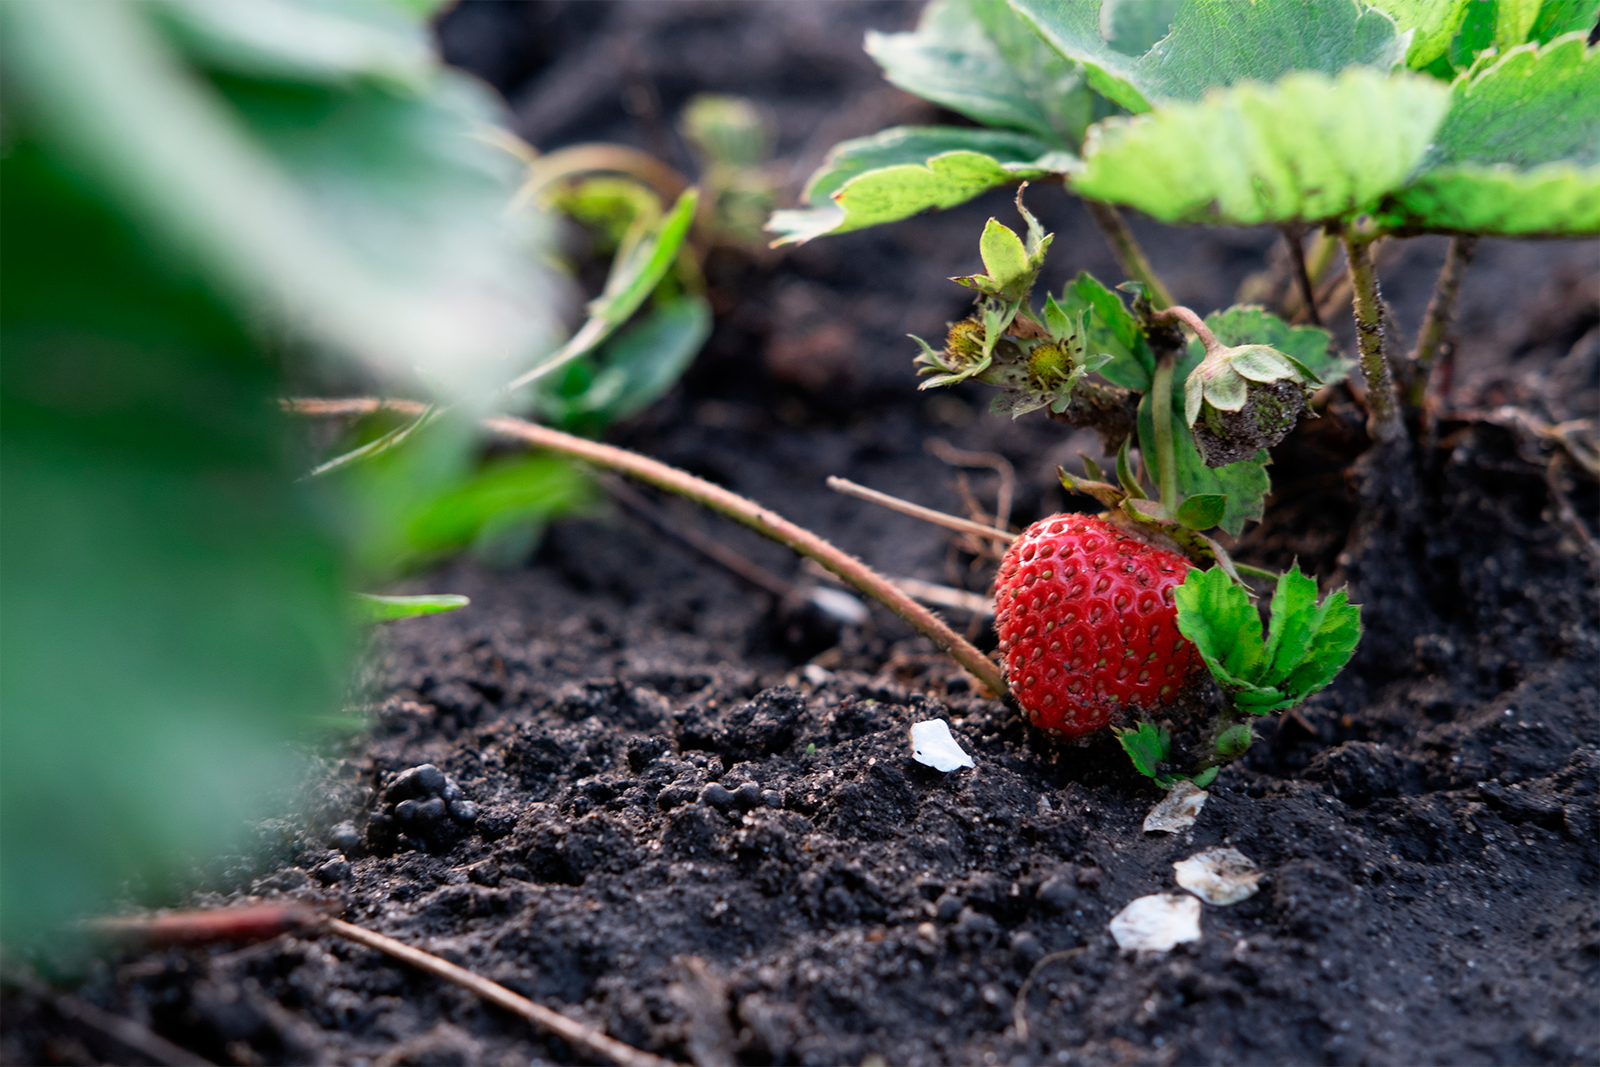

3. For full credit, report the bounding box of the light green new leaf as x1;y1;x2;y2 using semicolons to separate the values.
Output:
1010;0;1409;112
1383;35;1600;236
767;126;1071;244
1173;566;1264;684
1074;68;1451;227
355;593;470;622
1056;271;1155;390
1259;563;1323;687
865;0;1092;146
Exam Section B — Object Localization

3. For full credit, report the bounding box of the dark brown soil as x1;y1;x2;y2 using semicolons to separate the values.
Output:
5;4;1598;1065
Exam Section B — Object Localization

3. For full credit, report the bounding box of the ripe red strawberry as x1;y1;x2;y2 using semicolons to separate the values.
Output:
993;514;1199;737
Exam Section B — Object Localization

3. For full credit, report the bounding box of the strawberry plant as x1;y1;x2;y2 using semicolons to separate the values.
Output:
766;0;1598;784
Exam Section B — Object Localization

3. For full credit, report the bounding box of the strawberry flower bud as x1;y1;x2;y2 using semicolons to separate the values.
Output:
1183;342;1316;468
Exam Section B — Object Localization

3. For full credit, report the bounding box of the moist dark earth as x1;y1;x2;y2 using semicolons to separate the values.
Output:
6;3;1599;1065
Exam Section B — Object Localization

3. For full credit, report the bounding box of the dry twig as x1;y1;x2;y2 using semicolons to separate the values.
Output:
327;918;675;1067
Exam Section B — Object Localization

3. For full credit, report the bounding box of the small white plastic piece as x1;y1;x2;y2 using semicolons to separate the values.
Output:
808;587;870;626
1143;780;1208;833
1173;847;1263;906
1108;893;1202;953
909;719;974;772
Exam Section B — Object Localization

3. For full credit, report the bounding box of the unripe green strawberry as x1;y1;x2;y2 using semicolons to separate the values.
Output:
993;514;1200;737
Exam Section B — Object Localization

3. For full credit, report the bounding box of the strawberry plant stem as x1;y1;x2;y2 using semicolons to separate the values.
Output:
1340;234;1405;442
1151;352;1179;511
1152;305;1218;352
1083;199;1173;310
285;399;1007;695
1407;235;1478;409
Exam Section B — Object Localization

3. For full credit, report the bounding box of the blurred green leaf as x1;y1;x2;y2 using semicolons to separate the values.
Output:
865;0;1093;146
1;1;557;403
538;293;713;434
510;187;699;390
1074;68;1450;227
1381;35;1600;236
355;593;470;622
1010;0;1409;112
0;0;559;943
767;125;1071;244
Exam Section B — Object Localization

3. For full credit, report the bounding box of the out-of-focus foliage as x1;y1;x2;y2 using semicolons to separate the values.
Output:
0;0;567;944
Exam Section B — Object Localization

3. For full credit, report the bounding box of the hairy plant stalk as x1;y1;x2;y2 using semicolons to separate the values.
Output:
1339;235;1405;442
285;399;1007;695
1406;235;1478;409
1083;199;1174;310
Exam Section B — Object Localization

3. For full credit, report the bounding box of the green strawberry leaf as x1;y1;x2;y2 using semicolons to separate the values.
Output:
1191;766;1219;789
1381;35;1600;237
1113;721;1174;783
1175;494;1227;531
1173;566;1265;686
1530;0;1600;45
354;593;470;623
1056;271;1155;390
1191;305;1351;386
1376;0;1472;68
1278;588;1363;705
1176;564;1362;715
1010;0;1409;113
865;0;1094;147
767;126;1071;244
1073;68;1451;227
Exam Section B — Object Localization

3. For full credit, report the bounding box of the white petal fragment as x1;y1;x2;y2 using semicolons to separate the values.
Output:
1108;893;1202;953
909;719;974;772
1173;847;1263;906
1143;780;1208;834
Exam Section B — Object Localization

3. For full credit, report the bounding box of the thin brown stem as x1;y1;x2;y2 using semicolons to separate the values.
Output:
1082;199;1174;310
327;919;674;1067
283;401;1005;695
1339;235;1406;443
1406;235;1478;410
1280;225;1323;327
826;476;1016;544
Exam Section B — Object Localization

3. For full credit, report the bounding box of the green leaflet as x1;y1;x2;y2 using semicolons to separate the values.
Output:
767;126;1071;245
1175;565;1363;715
1055;271;1155;391
1074;68;1451;227
1113;722;1175;785
865;0;1093;146
1381;35;1600;236
1191;306;1350;386
1009;0;1409;113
